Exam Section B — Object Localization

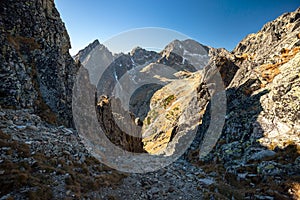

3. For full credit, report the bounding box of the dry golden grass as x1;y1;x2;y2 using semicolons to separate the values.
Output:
257;47;300;83
259;63;281;83
235;53;255;62
289;182;300;200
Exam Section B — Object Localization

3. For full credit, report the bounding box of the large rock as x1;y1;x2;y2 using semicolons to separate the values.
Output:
257;52;300;150
230;7;300;88
191;7;300;163
0;0;79;127
224;7;300;153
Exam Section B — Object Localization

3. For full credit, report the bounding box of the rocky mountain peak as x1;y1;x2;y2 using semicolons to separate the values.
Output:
130;46;144;55
74;39;114;85
160;39;210;70
130;46;160;65
74;39;101;62
162;39;209;56
233;7;300;63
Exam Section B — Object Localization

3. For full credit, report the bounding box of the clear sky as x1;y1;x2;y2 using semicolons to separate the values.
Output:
54;0;299;55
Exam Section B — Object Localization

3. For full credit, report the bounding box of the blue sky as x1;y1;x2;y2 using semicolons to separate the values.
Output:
55;0;299;55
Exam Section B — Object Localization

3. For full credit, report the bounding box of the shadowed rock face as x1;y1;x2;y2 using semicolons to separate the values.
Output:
223;7;300;153
0;0;79;127
96;49;161;96
129;83;163;120
96;95;145;153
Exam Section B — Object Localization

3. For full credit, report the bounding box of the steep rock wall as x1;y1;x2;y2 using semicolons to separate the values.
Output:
0;0;79;126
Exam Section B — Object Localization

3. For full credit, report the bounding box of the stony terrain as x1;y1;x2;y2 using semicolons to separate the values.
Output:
0;109;125;199
0;1;300;200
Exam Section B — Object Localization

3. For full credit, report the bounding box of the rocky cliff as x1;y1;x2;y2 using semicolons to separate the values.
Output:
186;7;300;199
0;0;79;127
0;1;124;199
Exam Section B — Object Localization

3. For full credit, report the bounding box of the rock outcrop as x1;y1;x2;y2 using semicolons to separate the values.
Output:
186;7;300;199
0;0;79;127
142;71;209;155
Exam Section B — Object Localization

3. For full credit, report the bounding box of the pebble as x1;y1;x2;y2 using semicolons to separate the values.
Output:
198;178;214;185
14;121;24;125
6;120;14;125
25;141;32;145
62;128;73;135
2;147;11;151
0;112;5;117
26;125;39;131
249;149;276;161
254;195;274;200
16;125;26;130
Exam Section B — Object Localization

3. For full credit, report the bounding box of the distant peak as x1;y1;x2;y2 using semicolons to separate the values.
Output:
92;39;100;45
132;46;144;51
130;46;146;56
162;39;209;56
87;39;101;49
74;39;109;62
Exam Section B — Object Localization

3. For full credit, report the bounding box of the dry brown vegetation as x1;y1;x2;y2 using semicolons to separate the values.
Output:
234;53;255;62
257;47;300;84
0;130;126;199
289;182;300;200
7;34;41;52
